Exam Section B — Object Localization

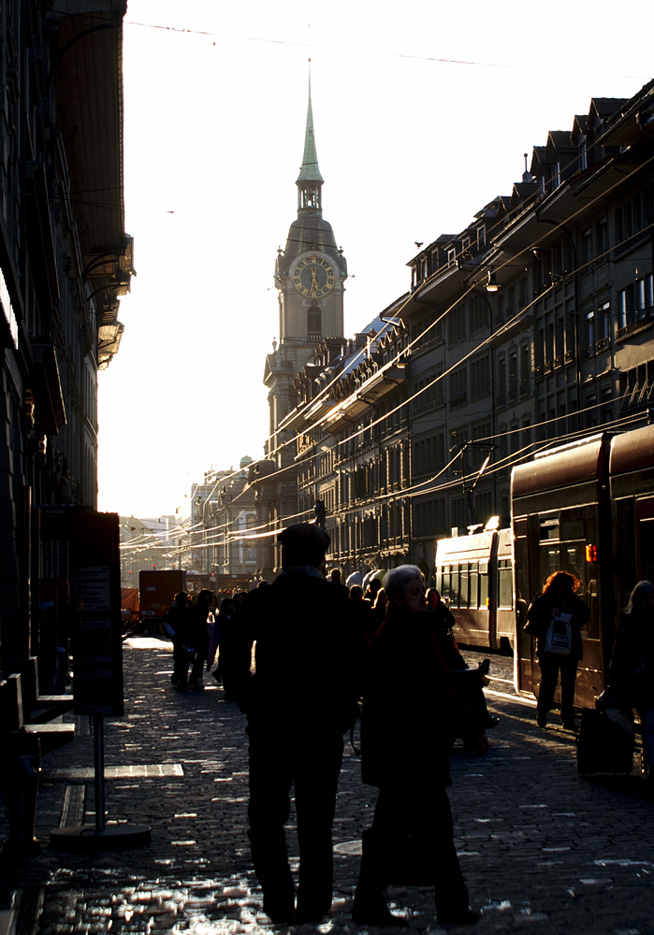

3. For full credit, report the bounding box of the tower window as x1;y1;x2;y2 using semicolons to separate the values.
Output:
307;305;322;338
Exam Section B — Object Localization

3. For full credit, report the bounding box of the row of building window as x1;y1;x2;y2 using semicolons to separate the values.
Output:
333;503;406;554
617;274;654;336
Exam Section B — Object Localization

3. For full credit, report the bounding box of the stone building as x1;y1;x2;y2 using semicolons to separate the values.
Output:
199;457;258;588
405;79;654;577
250;78;654;584
0;3;130;719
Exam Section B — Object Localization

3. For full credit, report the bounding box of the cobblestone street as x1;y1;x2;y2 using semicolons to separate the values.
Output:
1;637;653;934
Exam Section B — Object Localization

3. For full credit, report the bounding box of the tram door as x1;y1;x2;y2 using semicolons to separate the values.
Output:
514;505;606;706
636;497;654;584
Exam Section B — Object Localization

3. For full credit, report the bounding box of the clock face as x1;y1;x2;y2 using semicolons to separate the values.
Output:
293;256;335;297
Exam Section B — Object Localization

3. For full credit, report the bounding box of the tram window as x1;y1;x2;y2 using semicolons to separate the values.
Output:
498;559;513;608
459;565;470;608
451;568;460;607
563;544;586;580
561;518;584;540
541;545;563;584
440;567;452;604
469;564;479;609
539;517;559;540
479;568;489;609
540;543;586;584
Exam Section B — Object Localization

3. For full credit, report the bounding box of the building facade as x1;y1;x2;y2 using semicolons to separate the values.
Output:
200;458;258;588
250;79;654;583
0;2;130;701
405;81;654;575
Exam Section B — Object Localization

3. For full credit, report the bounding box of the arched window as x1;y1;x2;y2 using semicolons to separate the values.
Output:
307;305;322;338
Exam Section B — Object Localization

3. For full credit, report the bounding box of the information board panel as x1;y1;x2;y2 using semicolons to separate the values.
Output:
69;511;124;716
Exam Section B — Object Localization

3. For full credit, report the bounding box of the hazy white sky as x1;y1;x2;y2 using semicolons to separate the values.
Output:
97;0;654;519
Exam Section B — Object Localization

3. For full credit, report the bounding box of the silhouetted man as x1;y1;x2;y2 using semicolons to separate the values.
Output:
224;523;363;924
329;568;349;597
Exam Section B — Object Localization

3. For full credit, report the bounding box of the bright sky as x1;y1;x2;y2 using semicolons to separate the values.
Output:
97;0;654;520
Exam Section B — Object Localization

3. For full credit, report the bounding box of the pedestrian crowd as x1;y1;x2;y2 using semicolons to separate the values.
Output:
160;522;654;928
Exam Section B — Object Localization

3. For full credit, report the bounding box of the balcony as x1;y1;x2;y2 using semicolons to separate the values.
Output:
325;364;406;434
616;310;654;341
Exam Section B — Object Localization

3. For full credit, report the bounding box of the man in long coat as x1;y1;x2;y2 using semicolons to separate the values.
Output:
223;523;364;925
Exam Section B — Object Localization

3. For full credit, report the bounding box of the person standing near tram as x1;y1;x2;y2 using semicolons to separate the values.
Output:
525;571;590;730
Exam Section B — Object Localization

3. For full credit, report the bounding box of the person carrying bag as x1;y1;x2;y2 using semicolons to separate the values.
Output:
525;571;589;730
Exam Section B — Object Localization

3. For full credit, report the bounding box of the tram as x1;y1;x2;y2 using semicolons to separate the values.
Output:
434;525;514;654
512;422;654;707
433;422;654;707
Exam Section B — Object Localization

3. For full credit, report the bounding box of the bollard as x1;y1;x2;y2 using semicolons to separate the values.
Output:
1;728;41;857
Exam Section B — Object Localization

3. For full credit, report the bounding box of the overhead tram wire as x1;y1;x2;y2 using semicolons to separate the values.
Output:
219;409;652;548
174;214;654;554
133;192;654;557
124;18;650;83
129;403;645;560
119;62;650;505
248;142;654;471
170;400;650;557
225;129;654;484
119;106;654;546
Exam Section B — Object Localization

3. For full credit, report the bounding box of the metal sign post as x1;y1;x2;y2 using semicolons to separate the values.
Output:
49;511;150;851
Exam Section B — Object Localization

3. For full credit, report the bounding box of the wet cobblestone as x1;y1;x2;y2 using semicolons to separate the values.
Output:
1;636;653;934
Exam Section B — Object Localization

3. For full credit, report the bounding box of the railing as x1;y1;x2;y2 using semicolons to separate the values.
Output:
617;310;654;341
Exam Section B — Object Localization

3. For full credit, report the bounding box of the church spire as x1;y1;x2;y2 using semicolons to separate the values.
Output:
296;62;323;211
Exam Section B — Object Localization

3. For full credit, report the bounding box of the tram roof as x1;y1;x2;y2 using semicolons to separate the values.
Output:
609;423;654;477
511;434;607;501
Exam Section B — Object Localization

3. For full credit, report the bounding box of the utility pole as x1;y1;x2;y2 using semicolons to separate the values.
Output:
450;440;495;528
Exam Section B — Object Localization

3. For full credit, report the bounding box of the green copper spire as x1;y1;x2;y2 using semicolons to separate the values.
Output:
296;64;323;210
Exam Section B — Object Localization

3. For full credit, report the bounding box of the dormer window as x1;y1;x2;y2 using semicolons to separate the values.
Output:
580;141;587;171
447;248;456;268
477;226;486;250
553;162;561;189
421;259;428;280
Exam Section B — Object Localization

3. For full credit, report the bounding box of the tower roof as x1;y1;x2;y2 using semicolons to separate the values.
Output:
296;79;324;186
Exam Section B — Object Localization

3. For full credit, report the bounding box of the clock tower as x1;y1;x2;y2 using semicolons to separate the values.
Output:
264;78;347;442
256;76;347;576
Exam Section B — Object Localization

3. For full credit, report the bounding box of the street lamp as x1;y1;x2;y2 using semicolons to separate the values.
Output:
486;269;499;293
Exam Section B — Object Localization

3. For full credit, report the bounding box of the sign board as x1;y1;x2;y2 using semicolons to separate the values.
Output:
40;507;124;716
70;512;123;716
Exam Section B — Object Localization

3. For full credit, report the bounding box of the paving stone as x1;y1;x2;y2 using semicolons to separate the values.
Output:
1;637;653;933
